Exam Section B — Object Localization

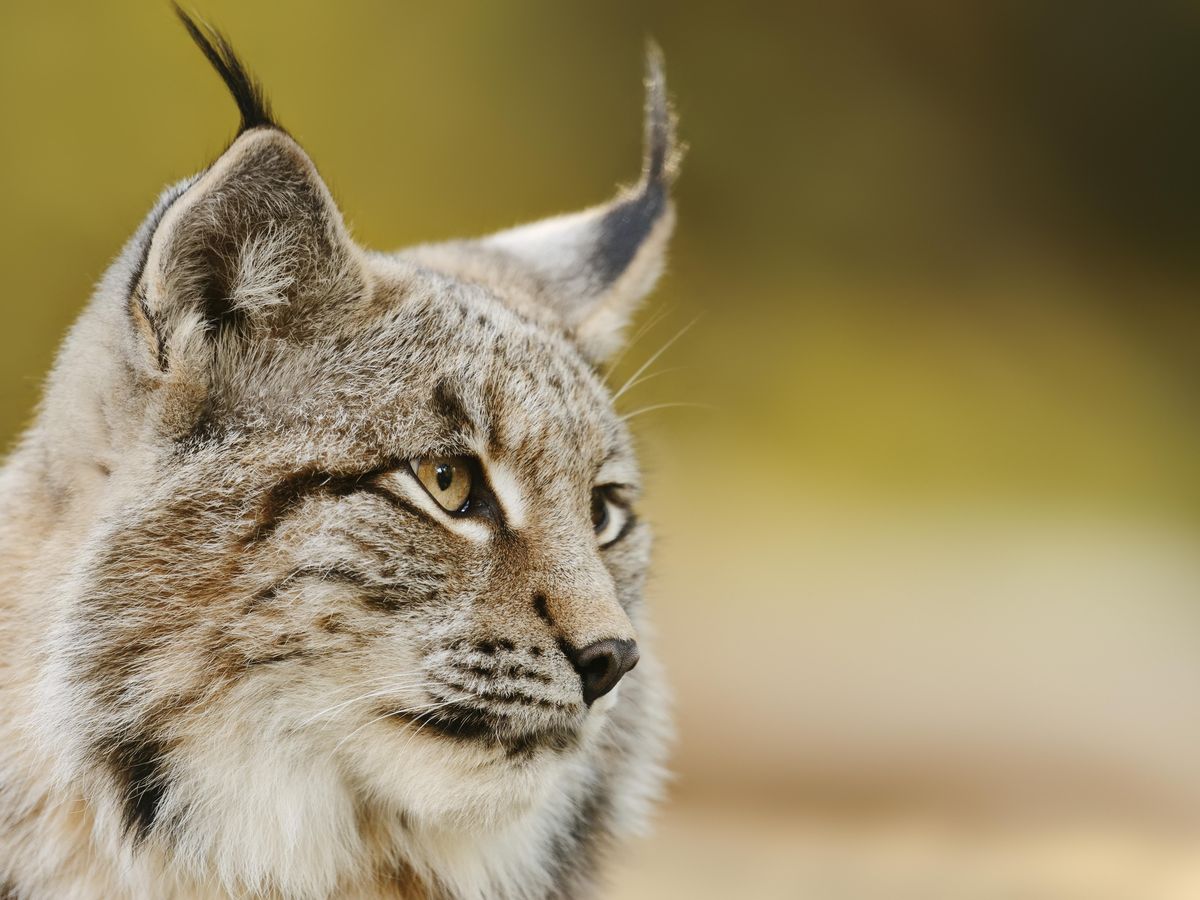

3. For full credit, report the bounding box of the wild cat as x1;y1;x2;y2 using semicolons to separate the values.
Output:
0;9;678;900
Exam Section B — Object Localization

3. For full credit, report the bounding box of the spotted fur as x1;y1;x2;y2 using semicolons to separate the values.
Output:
0;12;678;900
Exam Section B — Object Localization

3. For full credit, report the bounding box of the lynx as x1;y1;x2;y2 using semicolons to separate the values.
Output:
0;10;677;899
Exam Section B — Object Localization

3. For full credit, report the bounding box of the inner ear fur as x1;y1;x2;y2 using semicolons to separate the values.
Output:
130;128;365;374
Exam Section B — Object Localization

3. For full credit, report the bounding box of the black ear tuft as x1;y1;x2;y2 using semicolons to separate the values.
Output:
642;40;677;185
173;4;276;133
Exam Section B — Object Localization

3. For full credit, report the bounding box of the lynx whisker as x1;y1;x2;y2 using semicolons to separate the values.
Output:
614;364;685;396
393;698;484;757
611;316;699;401
331;692;470;755
603;302;674;379
621;401;714;421
300;678;441;726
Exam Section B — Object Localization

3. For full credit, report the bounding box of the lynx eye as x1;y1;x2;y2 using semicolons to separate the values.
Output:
412;457;473;514
592;487;629;547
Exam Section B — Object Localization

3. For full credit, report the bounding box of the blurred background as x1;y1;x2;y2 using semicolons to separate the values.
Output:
2;2;1199;897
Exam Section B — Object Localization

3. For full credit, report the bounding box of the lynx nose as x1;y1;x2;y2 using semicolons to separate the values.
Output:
568;639;640;706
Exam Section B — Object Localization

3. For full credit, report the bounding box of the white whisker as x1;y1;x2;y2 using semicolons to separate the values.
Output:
612;317;698;401
393;696;478;756
621;401;714;422
616;364;685;396
299;678;440;726
331;692;470;755
603;303;674;379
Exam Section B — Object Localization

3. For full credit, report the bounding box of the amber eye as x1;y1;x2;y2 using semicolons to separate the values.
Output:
412;457;473;513
592;487;629;547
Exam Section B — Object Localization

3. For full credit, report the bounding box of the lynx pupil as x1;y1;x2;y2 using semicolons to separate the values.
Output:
592;490;609;532
413;457;473;512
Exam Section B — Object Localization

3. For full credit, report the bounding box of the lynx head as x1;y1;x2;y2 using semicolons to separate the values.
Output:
31;11;678;897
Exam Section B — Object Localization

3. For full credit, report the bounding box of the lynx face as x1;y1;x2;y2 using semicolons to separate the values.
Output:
67;267;652;832
1;12;678;900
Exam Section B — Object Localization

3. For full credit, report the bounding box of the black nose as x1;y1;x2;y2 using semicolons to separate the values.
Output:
567;638;640;706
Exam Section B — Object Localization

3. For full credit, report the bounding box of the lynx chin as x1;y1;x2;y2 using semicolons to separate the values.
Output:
0;10;679;899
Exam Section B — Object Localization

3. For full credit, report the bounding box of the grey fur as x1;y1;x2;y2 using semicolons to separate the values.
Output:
0;25;677;900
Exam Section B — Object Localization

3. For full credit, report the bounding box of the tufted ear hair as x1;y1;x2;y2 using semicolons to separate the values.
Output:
405;45;682;363
127;12;365;384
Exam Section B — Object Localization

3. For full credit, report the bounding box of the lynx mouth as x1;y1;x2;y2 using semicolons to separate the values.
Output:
378;703;583;756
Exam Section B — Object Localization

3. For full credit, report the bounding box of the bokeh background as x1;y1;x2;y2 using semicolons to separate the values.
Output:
3;2;1199;897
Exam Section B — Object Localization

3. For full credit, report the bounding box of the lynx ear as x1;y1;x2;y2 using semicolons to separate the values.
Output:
130;128;364;371
128;12;364;376
406;46;681;363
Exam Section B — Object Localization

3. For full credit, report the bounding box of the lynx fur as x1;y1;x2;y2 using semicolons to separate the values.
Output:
0;11;678;899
